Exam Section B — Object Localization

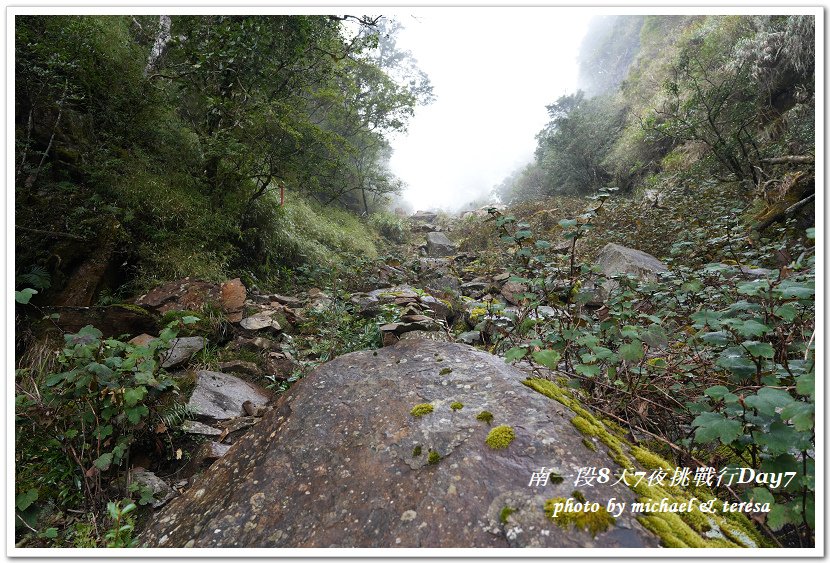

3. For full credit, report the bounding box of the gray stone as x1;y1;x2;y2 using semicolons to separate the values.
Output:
412;222;439;233
419;295;453;323
596;243;668;280
398;330;451;342
181;420;222;436
350;293;381;316
425;273;461;293
460;280;491;298
739;265;775;279
381;318;442;337
239;312;281;332
595;243;668;299
364;285;454;324
368;285;419;300
411;210;438;223
140;340;663;548
306;288;332;314
160;336;206;369
426;231;456;257
227;336;278;353
457;330;482;344
129;468;176;508
418;258;462;293
461;280;490;291
187;370;272;421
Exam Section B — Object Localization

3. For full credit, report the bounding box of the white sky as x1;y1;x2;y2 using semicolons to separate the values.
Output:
386;9;592;211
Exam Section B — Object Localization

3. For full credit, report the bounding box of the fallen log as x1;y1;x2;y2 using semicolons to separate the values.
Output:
761;155;814;165
753;193;815;232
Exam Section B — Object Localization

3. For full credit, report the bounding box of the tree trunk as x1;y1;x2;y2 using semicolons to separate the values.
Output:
361;186;370;216
144;16;172;77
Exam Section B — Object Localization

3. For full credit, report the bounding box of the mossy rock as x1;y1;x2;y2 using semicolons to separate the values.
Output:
524;377;768;548
37;304;159;339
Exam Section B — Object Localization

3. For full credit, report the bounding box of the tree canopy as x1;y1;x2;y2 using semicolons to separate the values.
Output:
16;15;432;287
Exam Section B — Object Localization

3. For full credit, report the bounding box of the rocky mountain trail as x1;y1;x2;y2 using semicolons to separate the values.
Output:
16;205;777;548
110;207;752;549
39;206;672;452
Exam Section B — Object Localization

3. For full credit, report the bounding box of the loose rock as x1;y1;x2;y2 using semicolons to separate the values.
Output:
129;468;176;508
595;243;668;300
220;279;247;323
187;370;272;421
181;420;223;436
239;312;281;332
426;231;457;257
136;278;218;314
160;336;206;369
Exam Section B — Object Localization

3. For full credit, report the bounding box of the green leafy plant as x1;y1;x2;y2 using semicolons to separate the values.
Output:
103;501;137;547
15;318;187;522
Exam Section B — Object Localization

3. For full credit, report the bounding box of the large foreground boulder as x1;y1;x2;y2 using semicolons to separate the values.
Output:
140;340;663;548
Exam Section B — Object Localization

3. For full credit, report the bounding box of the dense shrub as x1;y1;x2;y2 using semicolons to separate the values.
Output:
15;318;194;545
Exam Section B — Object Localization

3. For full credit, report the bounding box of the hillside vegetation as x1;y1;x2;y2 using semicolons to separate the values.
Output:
499;15;814;207
16;15;427;298
481;14;815;548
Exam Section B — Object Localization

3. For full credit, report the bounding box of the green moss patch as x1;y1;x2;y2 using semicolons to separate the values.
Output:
485;425;515;449
476;410;494;425
499;506;516;524
410;403;434;417
544;496;616;538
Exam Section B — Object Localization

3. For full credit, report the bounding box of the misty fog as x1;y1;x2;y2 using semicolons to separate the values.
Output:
386;9;593;213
